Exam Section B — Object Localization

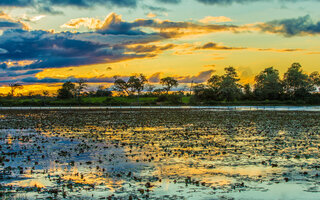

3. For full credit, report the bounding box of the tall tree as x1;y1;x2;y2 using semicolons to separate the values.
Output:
75;79;88;98
160;77;178;94
207;75;222;90
145;84;155;94
9;83;23;97
113;77;130;96
254;67;283;100
113;74;147;96
128;74;147;95
243;84;253;100
42;90;49;97
206;67;242;101
57;81;75;99
310;71;320;86
206;75;222;100
283;63;313;98
218;67;242;101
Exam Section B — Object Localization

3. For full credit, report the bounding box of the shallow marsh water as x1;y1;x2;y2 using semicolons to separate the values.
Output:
0;109;320;199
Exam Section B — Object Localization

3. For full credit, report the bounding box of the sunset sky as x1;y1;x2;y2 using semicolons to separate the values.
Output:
0;0;320;94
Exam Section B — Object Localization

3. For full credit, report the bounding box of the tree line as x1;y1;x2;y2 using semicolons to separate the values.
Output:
192;63;320;103
111;62;320;103
3;62;320;105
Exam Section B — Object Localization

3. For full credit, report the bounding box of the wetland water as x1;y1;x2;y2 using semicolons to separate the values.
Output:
0;110;320;199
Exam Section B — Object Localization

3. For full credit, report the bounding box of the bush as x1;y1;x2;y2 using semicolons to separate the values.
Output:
156;94;183;105
306;94;320;104
103;97;130;106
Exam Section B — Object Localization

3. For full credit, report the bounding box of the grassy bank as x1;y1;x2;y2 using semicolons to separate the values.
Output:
1;95;320;106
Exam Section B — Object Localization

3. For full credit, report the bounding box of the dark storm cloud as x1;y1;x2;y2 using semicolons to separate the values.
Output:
0;29;155;72
195;42;246;50
152;0;320;6
127;44;176;53
178;70;215;83
90;13;237;38
258;15;320;36
0;16;26;30
21;77;65;83
0;0;179;9
142;5;169;12
46;0;138;8
196;0;264;5
0;75;129;84
156;0;182;4
0;0;34;7
62;13;237;39
0;0;138;8
2;12;206;84
1;0;320;10
1;10;318;85
0;76;70;84
0;70;42;77
0;21;23;29
37;6;63;15
193;0;320;5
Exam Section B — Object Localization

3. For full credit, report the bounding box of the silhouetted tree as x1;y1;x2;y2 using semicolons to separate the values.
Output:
42;90;49;97
75;79;88;98
192;84;217;101
128;74;147;95
160;77;178;94
218;67;242;101
283;63;313;99
243;84;253;100
310;71;320;86
113;77;130;95
9;83;23;97
95;86;112;97
254;67;283;100
206;75;222;100
113;74;147;96
27;91;34;97
204;67;242;101
57;81;75;99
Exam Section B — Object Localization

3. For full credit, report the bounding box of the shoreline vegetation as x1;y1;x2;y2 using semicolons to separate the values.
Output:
1;96;320;107
1;63;320;106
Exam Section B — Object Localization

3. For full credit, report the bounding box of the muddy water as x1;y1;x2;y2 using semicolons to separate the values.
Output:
0;110;320;199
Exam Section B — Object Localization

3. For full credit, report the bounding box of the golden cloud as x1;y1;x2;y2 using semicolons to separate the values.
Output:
199;16;232;23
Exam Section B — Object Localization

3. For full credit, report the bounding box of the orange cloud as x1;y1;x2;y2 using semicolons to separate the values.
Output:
257;48;304;52
61;12;244;39
0;11;30;30
199;16;232;23
127;43;176;54
147;12;157;18
61;17;103;29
